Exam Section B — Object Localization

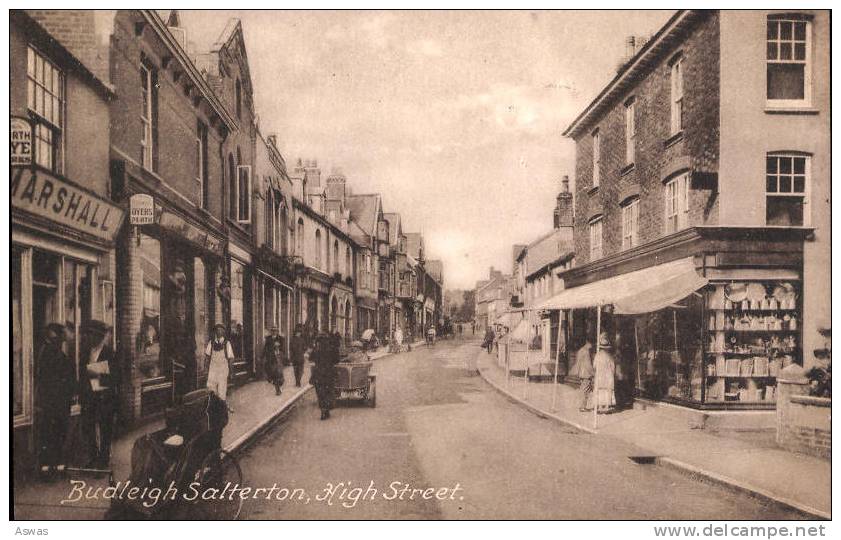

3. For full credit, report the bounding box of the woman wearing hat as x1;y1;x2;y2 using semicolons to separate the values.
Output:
205;323;235;407
593;332;617;414
79;320;119;468
263;326;285;395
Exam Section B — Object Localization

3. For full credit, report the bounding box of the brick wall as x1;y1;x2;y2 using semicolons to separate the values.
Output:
110;11;225;220
572;12;720;264
776;370;831;460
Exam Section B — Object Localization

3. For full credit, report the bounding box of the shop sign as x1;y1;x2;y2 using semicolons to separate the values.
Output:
159;211;224;257
10;116;32;166
129;194;155;225
11;168;124;243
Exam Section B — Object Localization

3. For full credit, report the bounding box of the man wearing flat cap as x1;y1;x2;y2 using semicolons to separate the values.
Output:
79;320;119;468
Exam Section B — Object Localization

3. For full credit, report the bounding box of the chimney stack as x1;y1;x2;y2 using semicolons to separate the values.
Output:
554;175;574;230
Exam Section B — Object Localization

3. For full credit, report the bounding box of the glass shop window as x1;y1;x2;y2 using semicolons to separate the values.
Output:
137;235;162;380
13;248;24;419
230;259;245;359
194;257;210;377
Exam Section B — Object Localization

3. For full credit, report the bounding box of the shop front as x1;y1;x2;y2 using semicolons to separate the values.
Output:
12;167;125;467
255;246;296;364
543;227;806;410
298;270;331;338
120;208;225;419
356;296;378;338
227;242;255;385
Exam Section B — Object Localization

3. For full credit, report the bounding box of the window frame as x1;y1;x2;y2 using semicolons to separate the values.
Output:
765;152;811;227
235;165;252;224
621;197;640;250
140;61;156;171
664;172;690;234
670;55;684;134
588;216;604;261
592;129;601;188
624;98;636;165
766;15;812;108
196;121;208;209
27;45;64;173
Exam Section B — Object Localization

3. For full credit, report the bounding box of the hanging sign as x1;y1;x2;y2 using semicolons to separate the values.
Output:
129;194;155;225
10;116;32;166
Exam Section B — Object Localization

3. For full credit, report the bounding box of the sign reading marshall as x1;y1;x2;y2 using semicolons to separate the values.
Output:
11;168;125;243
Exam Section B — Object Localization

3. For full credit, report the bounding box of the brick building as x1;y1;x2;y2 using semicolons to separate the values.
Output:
107;10;236;419
11;10;125;470
545;10;829;409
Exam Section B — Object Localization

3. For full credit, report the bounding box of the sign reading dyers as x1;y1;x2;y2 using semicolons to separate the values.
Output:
10;116;32;166
11;168;124;243
129;193;155;225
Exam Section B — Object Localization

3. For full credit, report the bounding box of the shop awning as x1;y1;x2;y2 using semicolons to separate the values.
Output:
508;319;531;342
537;257;707;314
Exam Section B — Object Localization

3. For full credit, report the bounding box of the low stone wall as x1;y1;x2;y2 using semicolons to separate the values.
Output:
776;365;831;459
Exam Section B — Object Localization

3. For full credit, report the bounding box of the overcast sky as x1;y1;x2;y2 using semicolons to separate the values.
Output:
179;10;673;290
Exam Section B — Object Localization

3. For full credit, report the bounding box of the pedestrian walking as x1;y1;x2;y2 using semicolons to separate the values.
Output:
79;320;120;469
483;327;495;354
576;337;595;412
394;326;403;353
310;333;339;420
205;323;235;407
35;323;75;478
263;327;285;395
594;332;617;414
472;321;476;335
290;324;307;387
426;325;436;347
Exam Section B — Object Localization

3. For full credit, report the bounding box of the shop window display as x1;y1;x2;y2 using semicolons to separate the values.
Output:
13;249;24;419
704;281;800;404
230;259;246;360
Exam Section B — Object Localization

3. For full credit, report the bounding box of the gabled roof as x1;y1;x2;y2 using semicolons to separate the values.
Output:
345;194;381;237
524;229;574;280
212;18;253;98
426;260;443;284
382;212;402;246
405;232;424;260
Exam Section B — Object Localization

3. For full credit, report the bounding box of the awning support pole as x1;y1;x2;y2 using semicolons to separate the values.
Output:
594;305;601;430
551;310;562;411
523;309;530;400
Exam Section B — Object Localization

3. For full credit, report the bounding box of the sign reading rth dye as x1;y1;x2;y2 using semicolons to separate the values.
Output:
129;193;155;225
10;167;125;243
10;116;32;166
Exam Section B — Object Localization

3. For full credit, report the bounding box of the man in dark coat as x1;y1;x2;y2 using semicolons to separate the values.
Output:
79;320;120;468
310;333;339;420
290;324;307;387
36;323;75;476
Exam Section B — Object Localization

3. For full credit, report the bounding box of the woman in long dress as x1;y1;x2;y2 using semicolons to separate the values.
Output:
593;332;617;413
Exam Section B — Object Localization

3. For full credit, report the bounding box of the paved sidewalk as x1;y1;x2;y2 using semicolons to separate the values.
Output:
14;363;312;520
14;340;423;520
475;347;831;519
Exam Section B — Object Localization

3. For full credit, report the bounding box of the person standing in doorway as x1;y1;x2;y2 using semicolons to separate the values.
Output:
205;323;235;410
290;324;307;387
576;337;595;412
35;323;75;478
394;325;403;353
79;320;119;469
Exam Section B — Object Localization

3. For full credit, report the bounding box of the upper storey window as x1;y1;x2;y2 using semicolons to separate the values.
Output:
27;46;64;173
670;55;684;134
592;129;600;188
624;99;636;165
767;16;812;107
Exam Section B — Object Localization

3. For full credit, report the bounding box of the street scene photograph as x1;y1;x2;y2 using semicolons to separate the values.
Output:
7;7;833;527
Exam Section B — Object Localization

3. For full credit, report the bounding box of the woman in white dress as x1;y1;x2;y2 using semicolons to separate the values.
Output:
593;332;616;414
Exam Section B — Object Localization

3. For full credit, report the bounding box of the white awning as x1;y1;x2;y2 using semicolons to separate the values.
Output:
537;257;707;314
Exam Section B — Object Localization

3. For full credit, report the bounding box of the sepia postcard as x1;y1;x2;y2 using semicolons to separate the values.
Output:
7;7;832;530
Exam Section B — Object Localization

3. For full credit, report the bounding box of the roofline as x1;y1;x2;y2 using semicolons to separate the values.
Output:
562;9;700;138
525;251;575;280
143;10;237;131
291;197;360;248
13;11;116;100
